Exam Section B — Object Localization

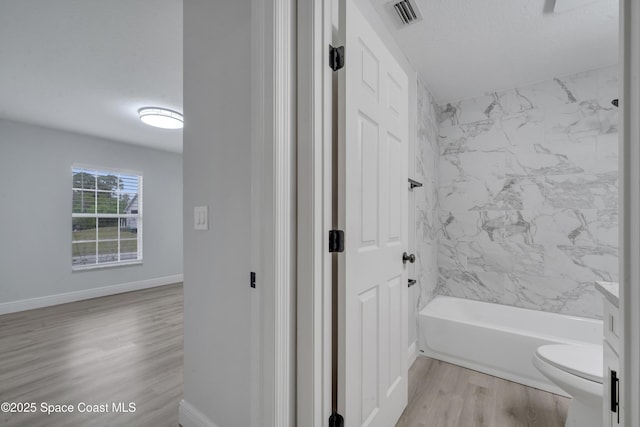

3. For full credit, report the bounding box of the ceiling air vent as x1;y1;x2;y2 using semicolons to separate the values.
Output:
392;0;423;26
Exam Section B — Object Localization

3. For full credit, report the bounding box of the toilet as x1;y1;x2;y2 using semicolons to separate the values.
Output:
532;343;603;427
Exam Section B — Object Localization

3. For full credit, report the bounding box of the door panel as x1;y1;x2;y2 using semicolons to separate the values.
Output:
387;275;402;390
359;113;380;248
360;285;379;422
338;1;409;426
387;133;402;244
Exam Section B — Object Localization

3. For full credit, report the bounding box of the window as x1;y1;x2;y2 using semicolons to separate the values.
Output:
72;166;142;269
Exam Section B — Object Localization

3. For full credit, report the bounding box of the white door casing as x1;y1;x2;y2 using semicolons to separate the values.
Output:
620;0;640;424
337;1;409;425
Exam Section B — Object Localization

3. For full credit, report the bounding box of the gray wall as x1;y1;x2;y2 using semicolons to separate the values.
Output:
182;0;252;426
0;119;183;304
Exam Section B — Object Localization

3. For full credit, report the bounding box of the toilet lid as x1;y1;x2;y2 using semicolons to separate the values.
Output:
536;344;603;384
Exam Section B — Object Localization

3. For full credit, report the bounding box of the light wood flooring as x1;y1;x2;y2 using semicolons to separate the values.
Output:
396;356;570;427
1;284;570;427
0;284;183;427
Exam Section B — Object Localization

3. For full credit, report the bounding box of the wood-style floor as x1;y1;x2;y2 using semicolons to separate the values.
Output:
0;284;183;427
396;356;570;427
1;284;569;427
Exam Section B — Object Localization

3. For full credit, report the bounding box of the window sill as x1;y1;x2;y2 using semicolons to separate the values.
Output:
72;260;143;272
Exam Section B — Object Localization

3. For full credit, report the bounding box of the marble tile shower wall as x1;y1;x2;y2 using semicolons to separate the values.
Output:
434;66;618;319
415;77;440;313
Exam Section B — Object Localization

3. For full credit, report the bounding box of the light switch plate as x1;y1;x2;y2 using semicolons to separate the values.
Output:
194;206;208;230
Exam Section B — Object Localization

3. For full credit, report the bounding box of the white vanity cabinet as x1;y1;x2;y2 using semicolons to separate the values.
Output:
599;282;621;427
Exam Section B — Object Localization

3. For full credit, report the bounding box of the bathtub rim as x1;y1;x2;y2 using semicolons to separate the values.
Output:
420;295;603;345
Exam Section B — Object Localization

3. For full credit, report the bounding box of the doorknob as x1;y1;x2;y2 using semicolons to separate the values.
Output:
402;252;415;264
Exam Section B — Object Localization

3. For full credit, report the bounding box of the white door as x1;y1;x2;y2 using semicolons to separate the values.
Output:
337;1;409;425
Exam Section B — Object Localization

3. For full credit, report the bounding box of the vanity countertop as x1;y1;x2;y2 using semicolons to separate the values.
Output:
595;281;619;308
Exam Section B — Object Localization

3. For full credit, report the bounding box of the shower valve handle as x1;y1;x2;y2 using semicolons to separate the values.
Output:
402;252;415;264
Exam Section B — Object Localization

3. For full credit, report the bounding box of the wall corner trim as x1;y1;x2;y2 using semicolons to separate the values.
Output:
0;274;183;315
178;399;220;427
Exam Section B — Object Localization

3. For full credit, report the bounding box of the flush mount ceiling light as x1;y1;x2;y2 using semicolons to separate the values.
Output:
138;107;183;129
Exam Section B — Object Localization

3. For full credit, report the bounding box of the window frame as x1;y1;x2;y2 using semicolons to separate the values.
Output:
71;164;143;270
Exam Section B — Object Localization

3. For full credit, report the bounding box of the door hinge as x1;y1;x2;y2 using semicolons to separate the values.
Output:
329;411;344;427
329;230;345;253
250;272;256;288
611;370;619;423
329;45;345;71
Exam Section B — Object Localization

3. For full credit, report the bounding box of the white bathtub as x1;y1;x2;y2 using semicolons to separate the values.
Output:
418;296;603;396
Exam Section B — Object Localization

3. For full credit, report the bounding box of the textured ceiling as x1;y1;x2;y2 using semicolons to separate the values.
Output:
371;0;619;103
0;0;182;152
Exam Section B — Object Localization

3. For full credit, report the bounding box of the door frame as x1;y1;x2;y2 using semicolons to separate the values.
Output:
252;0;297;426
620;0;640;424
297;0;334;426
297;1;419;424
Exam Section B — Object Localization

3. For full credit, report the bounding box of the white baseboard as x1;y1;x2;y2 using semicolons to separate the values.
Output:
0;274;183;315
178;399;220;427
408;341;417;367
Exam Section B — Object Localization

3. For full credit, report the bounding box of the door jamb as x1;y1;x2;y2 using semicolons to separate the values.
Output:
253;0;297;426
297;0;334;426
620;0;640;424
